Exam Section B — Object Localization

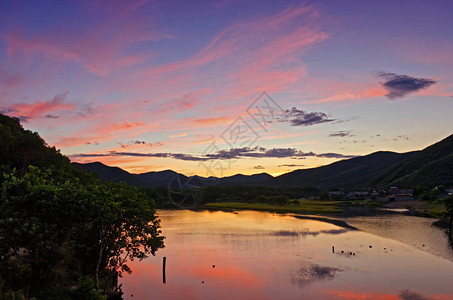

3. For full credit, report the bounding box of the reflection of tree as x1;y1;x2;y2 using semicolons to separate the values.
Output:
273;229;349;237
291;263;340;288
399;290;430;300
445;196;453;244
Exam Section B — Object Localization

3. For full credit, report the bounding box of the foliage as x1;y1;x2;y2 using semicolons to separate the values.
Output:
201;185;319;205
445;195;453;216
371;134;453;188
0;115;69;174
0;166;164;298
416;185;445;202
0;113;164;298
273;151;415;189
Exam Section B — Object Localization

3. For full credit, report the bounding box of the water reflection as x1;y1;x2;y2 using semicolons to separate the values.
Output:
273;229;350;237
291;263;341;288
399;290;430;300
343;214;453;261
120;210;453;299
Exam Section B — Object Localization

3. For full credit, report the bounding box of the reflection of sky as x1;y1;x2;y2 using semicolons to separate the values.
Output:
1;1;453;176
120;210;453;299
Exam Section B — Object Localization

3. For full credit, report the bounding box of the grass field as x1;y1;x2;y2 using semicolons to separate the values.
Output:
203;200;346;214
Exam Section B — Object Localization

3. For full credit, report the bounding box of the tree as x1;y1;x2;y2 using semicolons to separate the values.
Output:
0;166;164;298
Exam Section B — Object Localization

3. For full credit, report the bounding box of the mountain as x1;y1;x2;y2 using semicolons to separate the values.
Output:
75;163;274;188
270;151;418;189
73;133;453;189
0;114;69;173
216;173;273;186
72;162;149;188
137;170;188;187
370;134;453;188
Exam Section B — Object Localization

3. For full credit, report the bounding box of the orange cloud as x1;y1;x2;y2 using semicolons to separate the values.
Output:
191;116;235;125
308;87;387;104
169;132;188;138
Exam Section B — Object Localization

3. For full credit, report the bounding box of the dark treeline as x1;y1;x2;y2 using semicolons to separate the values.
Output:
201;185;321;205
0;114;164;299
143;184;325;208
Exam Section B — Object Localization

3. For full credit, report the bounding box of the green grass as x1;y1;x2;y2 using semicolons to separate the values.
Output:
425;204;446;218
203;201;344;214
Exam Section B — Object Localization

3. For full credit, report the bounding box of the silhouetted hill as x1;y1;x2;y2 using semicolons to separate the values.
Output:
136;170;187;187
370;134;453;188
73;134;453;189
75;163;274;188
72;162;149;188
271;151;418;189
217;173;273;186
0;114;69;173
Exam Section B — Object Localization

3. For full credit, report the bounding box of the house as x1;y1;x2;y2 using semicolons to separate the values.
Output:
387;187;414;201
394;194;414;201
329;191;344;198
370;191;380;200
345;191;369;199
399;189;414;195
388;187;400;195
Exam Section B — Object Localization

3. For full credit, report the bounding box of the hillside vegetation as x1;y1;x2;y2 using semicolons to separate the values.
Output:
371;134;453;188
0;114;164;299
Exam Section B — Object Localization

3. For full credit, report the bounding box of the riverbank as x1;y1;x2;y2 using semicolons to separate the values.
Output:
203;200;351;214
383;199;446;218
202;199;448;218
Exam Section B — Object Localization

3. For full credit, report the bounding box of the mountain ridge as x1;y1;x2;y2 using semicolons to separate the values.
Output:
73;133;453;189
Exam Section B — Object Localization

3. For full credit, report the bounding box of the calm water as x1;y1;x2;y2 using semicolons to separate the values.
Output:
120;210;453;299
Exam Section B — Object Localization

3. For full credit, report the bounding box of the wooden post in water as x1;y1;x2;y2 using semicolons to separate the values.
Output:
449;215;453;243
163;257;166;284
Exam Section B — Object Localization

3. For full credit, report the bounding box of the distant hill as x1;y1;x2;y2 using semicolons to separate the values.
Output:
137;170;187;187
72;162;149;188
270;151;418;189
73;133;453;189
216;173;273;186
370;134;453;188
75;163;274;188
0;114;69;173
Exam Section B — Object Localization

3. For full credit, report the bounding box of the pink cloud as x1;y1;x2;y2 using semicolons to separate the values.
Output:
327;290;453;300
3;4;335;171
3;1;167;77
135;5;326;103
0;69;25;103
54;119;157;148
4;91;74;119
5;31;154;76
0;69;24;89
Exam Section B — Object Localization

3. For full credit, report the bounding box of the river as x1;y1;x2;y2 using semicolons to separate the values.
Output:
120;209;453;299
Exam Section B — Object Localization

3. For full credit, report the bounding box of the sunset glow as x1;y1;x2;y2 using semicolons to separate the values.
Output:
1;0;452;176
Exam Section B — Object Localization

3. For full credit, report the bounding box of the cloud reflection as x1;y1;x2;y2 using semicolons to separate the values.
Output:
291;262;340;288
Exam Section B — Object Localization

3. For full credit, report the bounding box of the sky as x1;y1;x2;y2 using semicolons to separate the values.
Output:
1;0;453;177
